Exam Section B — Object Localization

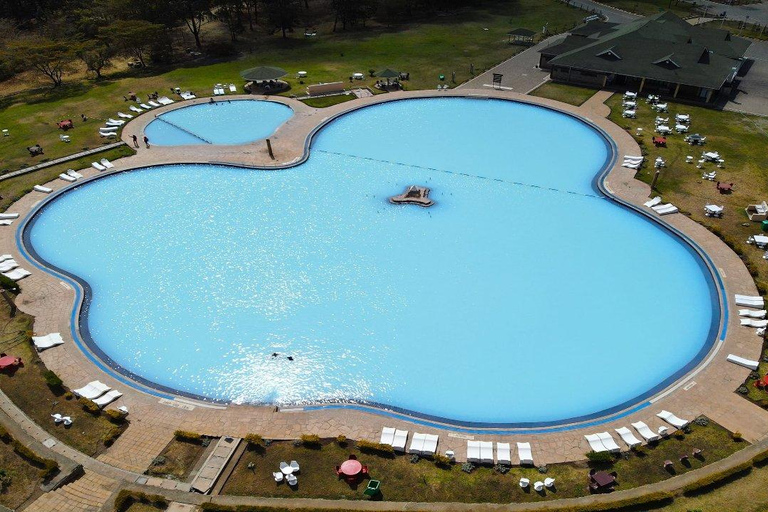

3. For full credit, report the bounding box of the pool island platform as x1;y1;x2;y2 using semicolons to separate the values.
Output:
389;185;434;207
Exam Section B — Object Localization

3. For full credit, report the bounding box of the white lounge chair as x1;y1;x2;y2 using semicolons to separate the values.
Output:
0;260;18;272
117;112;133;119
0;214;18;220
615;427;642;448
739;309;766;319
517;442;533;465
657;410;689;429
139;103;152;109
544;477;555;488
99;129;117;138
727;354;759;371
32;333;65;351
100;158;115;169
51;413;63;423
93;389;123;408
741;318;768;328
748;235;768;248
496;442;511;465
2;268;30;281
34;185;52;193
735;294;765;308
392;429;408;452
624;155;644;162
380;427;395;446
180;91;196;100
157;96;174;105
466;440;481;463
148;100;161;107
229;84;237;92
422;434;438;455
622;160;642;169
631;421;660;442
479;441;494;464
73;380;111;400
59;173;76;182
67;170;84;179
105;119;124;127
129;105;143;113
653;203;679;215
585;434;608;453
0;255;12;261
92;162;107;171
408;433;426;454
0;220;13;226
597;432;621;452
644;196;662;207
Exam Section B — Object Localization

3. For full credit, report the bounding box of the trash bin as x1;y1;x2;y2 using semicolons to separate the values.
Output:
762;220;768;232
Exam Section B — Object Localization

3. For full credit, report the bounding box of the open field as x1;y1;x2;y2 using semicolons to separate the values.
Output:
0;0;588;172
597;0;696;17
222;421;740;503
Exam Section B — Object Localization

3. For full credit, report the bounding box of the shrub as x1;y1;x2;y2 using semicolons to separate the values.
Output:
244;434;264;447
0;424;11;443
732;431;744;441
42;370;63;389
336;435;347;447
63;392;74;400
460;462;475;473
493;463;510;474
737;386;749;395
356;439;394;456
300;434;321;447
585;450;613;463
113;489;169;512
433;453;451;468
694;416;709;427
103;409;126;424
0;274;19;293
0;469;11;493
174;430;203;443
409;453;419;463
102;426;123;446
80;398;101;415
12;441;59;479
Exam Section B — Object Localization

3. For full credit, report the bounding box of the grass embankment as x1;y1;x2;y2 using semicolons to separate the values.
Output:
0;303;127;456
222;421;740;503
0;145;135;212
146;436;209;480
0;0;587;172
300;94;357;108
530;82;599;106
0;435;45;509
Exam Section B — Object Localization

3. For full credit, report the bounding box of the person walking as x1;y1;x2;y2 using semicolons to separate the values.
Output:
131;134;139;148
143;135;150;149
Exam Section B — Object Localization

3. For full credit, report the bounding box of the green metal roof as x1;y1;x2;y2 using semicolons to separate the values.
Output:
544;11;750;90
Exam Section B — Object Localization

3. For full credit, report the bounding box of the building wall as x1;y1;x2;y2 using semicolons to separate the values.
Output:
550;66;606;87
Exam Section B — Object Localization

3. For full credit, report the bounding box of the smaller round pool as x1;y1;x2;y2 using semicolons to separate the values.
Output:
144;99;293;145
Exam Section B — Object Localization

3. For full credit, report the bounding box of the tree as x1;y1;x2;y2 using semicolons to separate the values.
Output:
332;0;376;31
242;0;258;31
263;0;300;38
76;41;115;78
106;19;165;67
178;0;212;49
1;37;74;87
214;0;244;42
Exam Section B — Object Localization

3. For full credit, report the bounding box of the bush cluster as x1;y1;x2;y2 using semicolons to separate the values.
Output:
356;439;394;456
585;450;613;463
174;430;203;443
12;440;59;479
102;426;123;447
300;434;321;447
244;433;264;447
42;370;63;389
80;398;101;415
113;490;169;512
0;274;20;293
103;409;126;424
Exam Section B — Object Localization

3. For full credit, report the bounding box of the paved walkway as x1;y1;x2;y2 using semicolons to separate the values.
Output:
4;88;768;510
0;142;126;182
723;40;768;116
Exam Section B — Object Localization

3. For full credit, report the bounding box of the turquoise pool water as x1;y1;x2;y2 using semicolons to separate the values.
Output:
144;100;293;145
26;98;718;426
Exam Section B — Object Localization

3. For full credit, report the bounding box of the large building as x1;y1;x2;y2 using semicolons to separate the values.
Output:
539;12;751;103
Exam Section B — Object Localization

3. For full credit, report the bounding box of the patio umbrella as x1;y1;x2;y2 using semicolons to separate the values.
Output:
376;68;400;78
240;66;288;81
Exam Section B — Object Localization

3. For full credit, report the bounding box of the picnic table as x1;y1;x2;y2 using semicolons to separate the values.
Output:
0;355;21;370
589;470;616;492
339;459;362;477
716;182;733;193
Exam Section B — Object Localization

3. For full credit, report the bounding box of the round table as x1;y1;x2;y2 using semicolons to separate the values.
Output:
281;465;294;475
339;459;362;477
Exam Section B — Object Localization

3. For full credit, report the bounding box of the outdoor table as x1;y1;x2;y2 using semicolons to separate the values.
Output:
717;182;733;192
339;459;362;477
0;356;20;369
591;471;615;488
280;465;294;475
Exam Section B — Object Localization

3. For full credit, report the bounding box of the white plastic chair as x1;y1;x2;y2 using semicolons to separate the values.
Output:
544;477;555;488
519;477;530;488
534;481;545;492
290;460;300;473
279;461;290;473
51;413;63;423
286;473;298;486
273;471;283;483
62;416;72;426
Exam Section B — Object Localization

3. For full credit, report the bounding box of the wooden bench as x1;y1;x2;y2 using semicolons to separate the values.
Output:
307;82;345;96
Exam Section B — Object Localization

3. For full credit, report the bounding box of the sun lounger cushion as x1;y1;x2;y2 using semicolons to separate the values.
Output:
59;173;76;182
727;354;759;370
73;380;111;400
631;421;660;441
2;268;31;281
380;427;395;446
93;389;123;407
0;260;18;272
0;213;19;220
392;429;408;451
496;442;511;465
32;333;65;350
34;185;52;193
739;309;766;319
466;440;480;463
517;442;533;465
615;427;642;447
657;410;689;428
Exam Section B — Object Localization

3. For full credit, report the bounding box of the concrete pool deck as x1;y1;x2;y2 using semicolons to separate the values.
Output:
1;88;767;488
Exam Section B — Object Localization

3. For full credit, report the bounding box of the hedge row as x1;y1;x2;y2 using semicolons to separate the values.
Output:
200;505;397;512
681;459;754;495
113;490;169;512
11;440;59;479
356;439;394;456
174;430;203;443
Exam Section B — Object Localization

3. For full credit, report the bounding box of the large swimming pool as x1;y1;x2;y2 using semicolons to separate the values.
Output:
144;100;293;145
25;98;718;426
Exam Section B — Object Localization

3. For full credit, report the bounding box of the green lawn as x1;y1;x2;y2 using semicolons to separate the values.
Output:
597;0;696;17
0;0;587;172
529;82;598;106
222;421;741;504
301;94;358;108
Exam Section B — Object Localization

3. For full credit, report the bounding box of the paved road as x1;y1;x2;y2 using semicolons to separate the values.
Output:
694;0;768;23
564;0;639;23
723;40;768;115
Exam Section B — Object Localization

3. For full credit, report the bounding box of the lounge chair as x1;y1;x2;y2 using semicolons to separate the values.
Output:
624;155;644;162
157;96;174;105
408;433;426;454
519;477;530;488
59;134;71;142
59;173;76;182
479;441;494;464
517;442;533;465
0;260;17;272
180;91;196;100
51;413;63;423
129;105;144;113
148;100;161;107
615;427;642;448
92;162;107;171
106;119;124;127
139;103;152;109
739;309;766;319
466;440;481;463
392;429;408;452
32;333;64;351
100;158;115;169
422;434;438;455
117;112;134;119
741;318;768;328
93;389;123;408
380;427;395;445
622;160;642;169
585;434;608;453
596;432;621;452
62;416;72;426
73;380;111;400
631;421;660;442
0;254;12;261
748;235;768;248
653;203;678;215
1;268;30;281
67;170;84;179
0;214;18;220
727;354;759;371
34;185;52;193
272;471;283;483
0;220;13;226
657;410;689;429
735;294;765;308
644;196;662;207
100;125;119;132
544;477;555;488
229;84;237;92
496;442;512;465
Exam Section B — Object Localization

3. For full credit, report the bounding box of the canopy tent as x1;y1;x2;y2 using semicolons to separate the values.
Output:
240;66;288;81
508;28;536;45
376;68;400;78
